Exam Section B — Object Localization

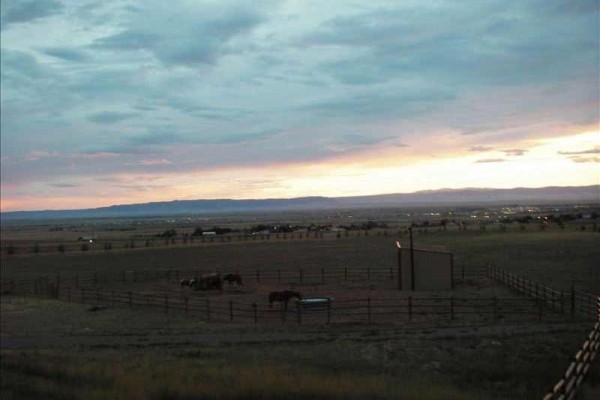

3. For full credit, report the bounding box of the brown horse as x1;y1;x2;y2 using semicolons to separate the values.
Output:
223;273;243;287
268;290;302;311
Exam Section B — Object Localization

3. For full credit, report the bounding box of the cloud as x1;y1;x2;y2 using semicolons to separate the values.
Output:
504;149;527;156
1;0;63;29
49;182;79;188
42;47;89;62
136;159;172;166
469;146;494;152
568;156;600;163
475;158;506;163
0;49;46;80
86;111;139;124
91;2;267;66
558;146;600;155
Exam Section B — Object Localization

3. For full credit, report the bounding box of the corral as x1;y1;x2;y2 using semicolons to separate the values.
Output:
1;226;599;400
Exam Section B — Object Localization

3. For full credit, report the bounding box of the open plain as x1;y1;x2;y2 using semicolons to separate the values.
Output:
1;209;599;400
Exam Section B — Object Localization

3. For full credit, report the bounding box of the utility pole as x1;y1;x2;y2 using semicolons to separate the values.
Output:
409;227;415;291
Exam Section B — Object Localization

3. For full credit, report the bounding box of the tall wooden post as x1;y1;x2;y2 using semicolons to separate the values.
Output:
409;228;415;291
396;242;403;290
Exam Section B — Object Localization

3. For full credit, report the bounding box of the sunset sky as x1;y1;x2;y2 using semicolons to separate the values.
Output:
1;0;599;212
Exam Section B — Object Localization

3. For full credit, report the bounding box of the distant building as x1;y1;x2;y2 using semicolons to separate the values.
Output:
202;231;216;236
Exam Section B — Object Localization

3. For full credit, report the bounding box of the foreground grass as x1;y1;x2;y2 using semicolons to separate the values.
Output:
1;348;489;400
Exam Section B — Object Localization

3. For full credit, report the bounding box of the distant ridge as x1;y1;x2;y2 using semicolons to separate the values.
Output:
2;185;598;221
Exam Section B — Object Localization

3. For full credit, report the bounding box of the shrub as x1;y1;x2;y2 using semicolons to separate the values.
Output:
57;244;66;253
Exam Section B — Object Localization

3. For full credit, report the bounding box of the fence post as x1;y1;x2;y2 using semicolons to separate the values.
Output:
450;296;454;320
408;296;412;321
252;302;257;324
165;295;169;314
256;269;260;283
344;267;348;281
462;264;465;280
367;297;371;324
206;298;211;321
230;301;233;322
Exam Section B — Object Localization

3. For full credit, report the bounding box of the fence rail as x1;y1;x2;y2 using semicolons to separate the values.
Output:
487;265;597;320
1;263;488;293
1;278;564;326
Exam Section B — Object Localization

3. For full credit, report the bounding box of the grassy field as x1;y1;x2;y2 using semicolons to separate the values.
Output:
1;297;596;400
1;225;599;399
2;228;598;292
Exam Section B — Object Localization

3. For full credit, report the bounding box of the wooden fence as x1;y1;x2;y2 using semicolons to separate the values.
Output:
1;263;487;293
487;265;597;320
486;265;599;399
1;277;563;326
542;321;599;400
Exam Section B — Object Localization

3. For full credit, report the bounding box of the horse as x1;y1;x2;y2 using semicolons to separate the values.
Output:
268;290;302;311
193;273;222;290
223;273;243;287
180;278;197;287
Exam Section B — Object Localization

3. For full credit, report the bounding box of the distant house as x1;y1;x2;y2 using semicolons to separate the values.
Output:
78;236;97;242
202;231;216;236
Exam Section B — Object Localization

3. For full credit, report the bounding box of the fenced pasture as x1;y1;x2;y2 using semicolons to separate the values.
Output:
2;264;591;328
2;226;599;400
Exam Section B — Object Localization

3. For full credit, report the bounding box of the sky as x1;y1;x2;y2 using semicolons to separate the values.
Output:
1;0;599;212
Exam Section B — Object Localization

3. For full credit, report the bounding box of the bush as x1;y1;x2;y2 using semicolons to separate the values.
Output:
81;244;89;252
33;243;40;253
57;244;66;253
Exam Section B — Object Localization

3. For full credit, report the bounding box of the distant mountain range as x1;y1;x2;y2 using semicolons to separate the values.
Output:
2;185;598;221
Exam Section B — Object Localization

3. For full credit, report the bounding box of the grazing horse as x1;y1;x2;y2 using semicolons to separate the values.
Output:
193;273;222;290
180;278;197;287
223;273;243;287
268;290;302;311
